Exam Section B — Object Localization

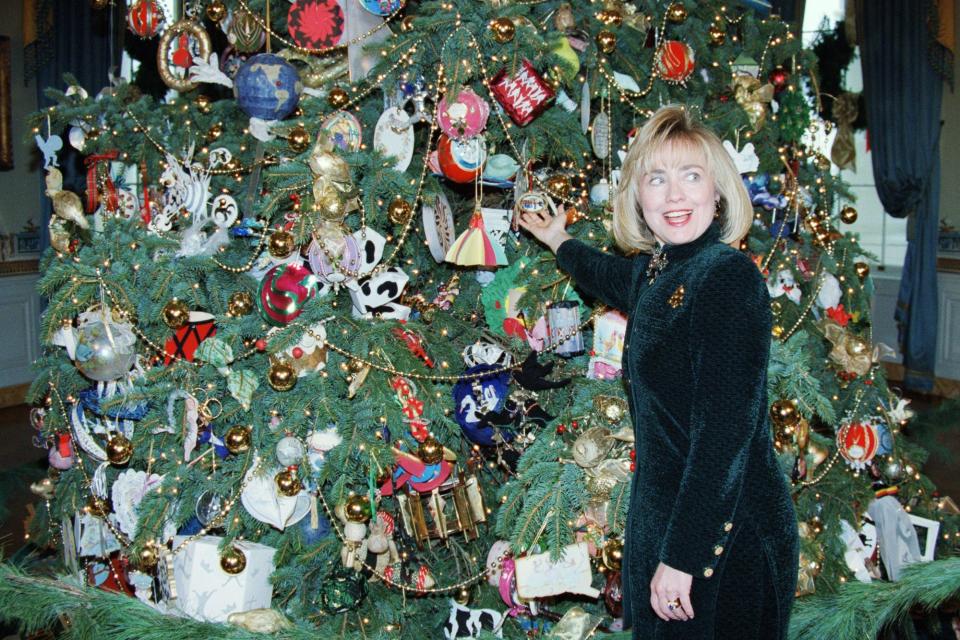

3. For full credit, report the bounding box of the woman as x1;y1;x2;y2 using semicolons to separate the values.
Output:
519;105;798;639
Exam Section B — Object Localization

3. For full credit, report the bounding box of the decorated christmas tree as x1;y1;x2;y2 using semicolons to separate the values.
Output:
7;0;960;637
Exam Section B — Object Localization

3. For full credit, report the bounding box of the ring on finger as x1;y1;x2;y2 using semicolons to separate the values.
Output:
665;598;681;612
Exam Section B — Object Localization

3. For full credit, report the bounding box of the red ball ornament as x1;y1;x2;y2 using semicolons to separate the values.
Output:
436;134;487;184
655;40;696;84
556;424;566;435
258;263;319;326
837;420;879;470
769;66;790;93
255;338;268;351
292;346;304;359
127;0;165;38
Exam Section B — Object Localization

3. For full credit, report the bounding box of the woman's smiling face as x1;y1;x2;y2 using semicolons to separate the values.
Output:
638;140;718;247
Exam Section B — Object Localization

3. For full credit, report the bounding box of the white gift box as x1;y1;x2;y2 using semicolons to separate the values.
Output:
171;535;276;622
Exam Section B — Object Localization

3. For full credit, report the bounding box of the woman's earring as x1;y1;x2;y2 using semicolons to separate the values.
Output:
713;199;722;220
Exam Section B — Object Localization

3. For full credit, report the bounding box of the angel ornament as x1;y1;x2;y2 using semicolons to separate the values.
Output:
151;146;238;258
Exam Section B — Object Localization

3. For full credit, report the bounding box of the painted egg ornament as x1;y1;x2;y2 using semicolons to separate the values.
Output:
127;0;165;38
229;10;266;53
234;53;302;121
437;88;490;140
359;0;404;17
258;263;319;326
655;40;696;84
837;420;880;470
437;134;487;184
288;0;344;50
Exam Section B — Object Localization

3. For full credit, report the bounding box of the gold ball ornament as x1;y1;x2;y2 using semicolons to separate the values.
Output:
595;9;623;27
313;183;347;222
90;0;109;9
268;229;297;259
195;94;212;114
162;299;190;329
224;426;252;455
138;544;160;573
854;261;870;282
708;24;726;46
601;538;624;571
769;399;800;429
268;361;297;392
275;468;302;497
546;174;572;198
815;153;831;171
347;358;365;374
206;122;223;142
227;291;254;317
344;494;371;523
666;3;688;23
387;197;413;225
106;434;134;465
86;494;112;517
417;436;444;464
489;17;516;44
288;126;311;154
454;587;472;606
771;325;785;339
845;336;870;357
840;205;858;224
205;0;227;23
596;30;617;54
327;87;350;110
220;547;247;574
401;15;415;32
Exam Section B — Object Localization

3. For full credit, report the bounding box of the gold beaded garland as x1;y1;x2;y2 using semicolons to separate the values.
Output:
162;299;190;329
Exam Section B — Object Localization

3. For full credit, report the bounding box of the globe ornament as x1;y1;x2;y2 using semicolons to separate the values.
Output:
234;53;302;121
489;17;516;44
268;230;297;259
268;360;297;391
840;205;858;224
106;434;134;466
387;197;413;225
224;425;252;455
220;546;247;574
596;30;617;54
162;299;190;329
343;494;371;523
327;87;350;110
74;313;138;382
227;291;254;317
275;468;302;496
288;125;311;153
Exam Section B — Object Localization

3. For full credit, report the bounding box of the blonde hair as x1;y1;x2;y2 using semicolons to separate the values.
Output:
611;105;753;254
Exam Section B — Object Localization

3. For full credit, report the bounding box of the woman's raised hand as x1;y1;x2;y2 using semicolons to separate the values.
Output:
517;206;573;254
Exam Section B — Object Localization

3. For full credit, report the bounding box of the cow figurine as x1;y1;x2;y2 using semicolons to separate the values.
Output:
443;599;504;639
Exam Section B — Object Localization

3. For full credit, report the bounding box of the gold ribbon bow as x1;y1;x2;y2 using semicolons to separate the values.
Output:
830;92;859;170
732;75;775;130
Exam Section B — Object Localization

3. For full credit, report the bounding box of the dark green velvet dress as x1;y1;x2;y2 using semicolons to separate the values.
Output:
556;223;798;639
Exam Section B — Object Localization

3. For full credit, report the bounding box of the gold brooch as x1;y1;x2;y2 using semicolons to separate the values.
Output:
667;285;685;308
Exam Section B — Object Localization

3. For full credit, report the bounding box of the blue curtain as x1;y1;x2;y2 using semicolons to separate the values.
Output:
34;0;124;252
858;0;944;392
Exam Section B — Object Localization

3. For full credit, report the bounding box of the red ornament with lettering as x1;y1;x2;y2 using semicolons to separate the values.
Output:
163;312;217;365
489;59;556;126
837;420;879;470
655;40;696;84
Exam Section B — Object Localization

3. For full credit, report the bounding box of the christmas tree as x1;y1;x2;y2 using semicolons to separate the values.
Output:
7;0;960;637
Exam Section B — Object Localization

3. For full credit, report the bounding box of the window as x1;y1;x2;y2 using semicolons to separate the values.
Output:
802;0;908;269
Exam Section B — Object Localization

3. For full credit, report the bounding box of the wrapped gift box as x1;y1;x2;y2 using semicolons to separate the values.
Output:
171;535;276;622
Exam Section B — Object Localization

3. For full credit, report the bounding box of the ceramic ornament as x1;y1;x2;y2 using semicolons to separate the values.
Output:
320;111;363;152
287;0;344;49
373;107;415;172
349;267;411;320
437;88;490;140
35;133;63;169
437;134;487;183
422;192;456;263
